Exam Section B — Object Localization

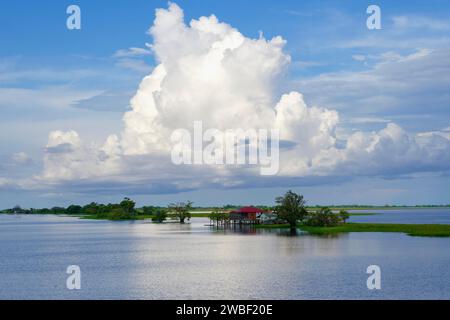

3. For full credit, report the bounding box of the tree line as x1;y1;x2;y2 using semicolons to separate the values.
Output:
0;198;194;223
1;191;350;229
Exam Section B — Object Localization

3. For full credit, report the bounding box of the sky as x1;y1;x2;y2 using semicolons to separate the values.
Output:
0;0;450;208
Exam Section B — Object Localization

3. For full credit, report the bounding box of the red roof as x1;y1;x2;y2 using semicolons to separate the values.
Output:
231;206;267;214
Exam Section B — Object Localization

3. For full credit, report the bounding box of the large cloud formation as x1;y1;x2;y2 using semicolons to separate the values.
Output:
36;3;450;193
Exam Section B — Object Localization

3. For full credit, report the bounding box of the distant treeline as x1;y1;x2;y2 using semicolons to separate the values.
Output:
0;198;164;220
2;203;449;215
1;201;449;219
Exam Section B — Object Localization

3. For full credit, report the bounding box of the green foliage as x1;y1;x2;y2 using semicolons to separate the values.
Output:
142;206;160;215
209;208;229;224
256;222;450;237
274;190;307;230
65;205;82;215
108;207;134;220
339;209;350;223
119;197;136;215
299;223;450;237
305;207;342;227
83;202;100;215
168;201;193;223
78;200;137;220
50;207;66;214
152;209;168;223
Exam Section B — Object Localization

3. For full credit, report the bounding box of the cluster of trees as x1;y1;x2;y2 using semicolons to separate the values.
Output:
209;208;230;225
82;198;138;220
304;208;349;227
0;198;198;223
0;198;141;220
1;205;70;215
2;191;353;228
1;198;160;221
274;190;350;231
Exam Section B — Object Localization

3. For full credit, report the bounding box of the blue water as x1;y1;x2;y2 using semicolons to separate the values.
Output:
349;208;450;224
0;211;449;300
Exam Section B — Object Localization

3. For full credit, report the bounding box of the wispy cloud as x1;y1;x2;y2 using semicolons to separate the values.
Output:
115;58;153;73
113;47;152;58
392;15;450;31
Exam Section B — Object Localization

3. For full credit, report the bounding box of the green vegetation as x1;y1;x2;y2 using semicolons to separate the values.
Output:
167;201;193;223
209;208;230;226
256;222;450;237
274;190;308;232
1;199;159;221
190;212;212;217
301;223;450;237
305;207;346;227
152;210;168;223
0;191;448;236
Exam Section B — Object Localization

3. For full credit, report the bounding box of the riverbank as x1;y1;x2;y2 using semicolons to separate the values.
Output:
256;222;450;237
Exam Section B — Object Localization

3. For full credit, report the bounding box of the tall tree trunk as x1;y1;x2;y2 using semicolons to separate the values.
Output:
290;222;297;235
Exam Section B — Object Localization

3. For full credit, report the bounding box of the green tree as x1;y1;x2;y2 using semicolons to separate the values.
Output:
142;206;160;215
209;208;228;226
83;202;99;215
120;197;136;215
275;190;307;232
50;207;66;214
339;209;350;223
109;207;129;220
65;205;82;215
152;209;168;223
168;201;193;223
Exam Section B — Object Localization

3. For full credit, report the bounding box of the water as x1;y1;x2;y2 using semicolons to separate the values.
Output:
349;208;450;224
0;211;449;300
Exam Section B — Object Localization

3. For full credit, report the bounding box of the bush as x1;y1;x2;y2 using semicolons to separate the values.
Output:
152;210;168;223
305;207;342;227
108;208;134;220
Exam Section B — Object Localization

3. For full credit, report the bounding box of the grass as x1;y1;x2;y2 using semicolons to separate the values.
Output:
256;222;450;237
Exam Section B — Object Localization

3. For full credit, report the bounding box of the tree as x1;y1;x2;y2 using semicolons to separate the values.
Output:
152;209;168;223
339;209;350;223
209;208;228;226
168;201;193;223
12;205;23;213
83;202;100;215
142;206;160;215
65;205;82;215
120;197;136;215
51;207;66;214
275;190;307;232
109;207;129;220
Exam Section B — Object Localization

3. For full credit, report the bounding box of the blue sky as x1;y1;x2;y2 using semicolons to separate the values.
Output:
1;1;450;208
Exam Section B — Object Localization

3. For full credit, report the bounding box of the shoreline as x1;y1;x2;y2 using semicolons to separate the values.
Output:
256;222;450;237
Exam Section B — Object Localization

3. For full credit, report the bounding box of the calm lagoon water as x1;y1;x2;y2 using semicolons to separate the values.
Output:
0;210;449;300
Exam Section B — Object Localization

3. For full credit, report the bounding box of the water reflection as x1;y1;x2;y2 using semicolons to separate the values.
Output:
0;214;448;299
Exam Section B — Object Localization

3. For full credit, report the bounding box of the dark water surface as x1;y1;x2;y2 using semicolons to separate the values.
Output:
0;211;449;299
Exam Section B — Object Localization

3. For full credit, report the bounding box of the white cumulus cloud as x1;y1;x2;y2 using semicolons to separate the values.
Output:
28;3;450;194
